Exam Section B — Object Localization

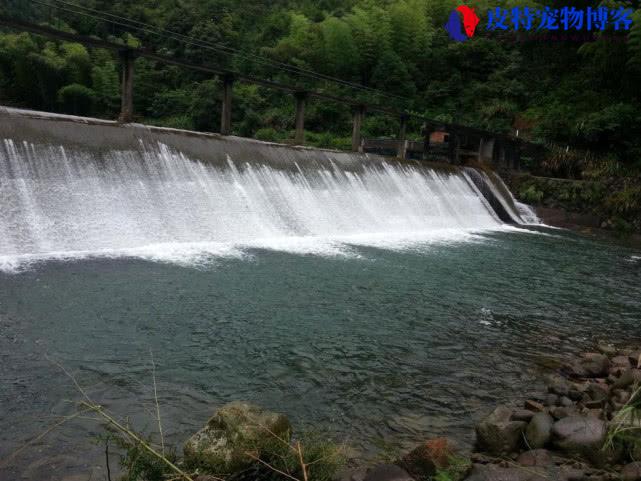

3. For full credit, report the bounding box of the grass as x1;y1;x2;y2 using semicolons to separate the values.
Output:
430;455;471;481
605;384;641;461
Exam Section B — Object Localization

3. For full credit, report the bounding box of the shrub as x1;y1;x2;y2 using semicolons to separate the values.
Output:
519;185;544;204
57;83;96;115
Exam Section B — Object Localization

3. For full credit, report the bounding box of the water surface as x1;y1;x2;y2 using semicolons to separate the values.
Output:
1;229;640;480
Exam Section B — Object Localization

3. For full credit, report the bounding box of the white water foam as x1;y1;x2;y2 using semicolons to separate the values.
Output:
1;139;522;273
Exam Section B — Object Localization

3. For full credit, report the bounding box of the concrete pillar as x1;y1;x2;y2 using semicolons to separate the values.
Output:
397;114;408;159
220;74;234;135
448;131;460;164
294;92;307;145
480;137;495;163
118;49;135;123
351;105;365;152
423;125;432;160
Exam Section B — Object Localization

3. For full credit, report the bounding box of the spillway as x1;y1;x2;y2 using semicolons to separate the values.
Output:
0;107;533;272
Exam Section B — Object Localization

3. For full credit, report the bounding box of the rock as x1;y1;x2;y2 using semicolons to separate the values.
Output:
183;401;291;471
525;413;553;449
516;449;553;467
400;438;456;478
463;464;549;481
582;353;611;377
524;400;545;412
612;389;631;404
551;416;606;464
629;351;641;368
558;467;586;481
476;406;526;455
362;465;414;481
597;343;617;356
566;354;610;379
337;468;368;481
550;406;576;420
585;383;609;403
559;396;573;407
568;389;583;401
612;369;641;389
622;462;641;481
547;375;570;397
511;409;535;422
612;356;631;368
585;408;603;419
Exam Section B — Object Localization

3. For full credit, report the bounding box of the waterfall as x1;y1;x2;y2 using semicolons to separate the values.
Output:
0;108;529;272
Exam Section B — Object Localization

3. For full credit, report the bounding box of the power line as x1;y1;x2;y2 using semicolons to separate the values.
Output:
31;0;412;104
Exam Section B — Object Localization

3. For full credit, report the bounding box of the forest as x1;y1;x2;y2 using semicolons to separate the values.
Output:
1;0;641;192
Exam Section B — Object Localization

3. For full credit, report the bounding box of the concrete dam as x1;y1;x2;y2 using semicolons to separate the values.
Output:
0;107;537;272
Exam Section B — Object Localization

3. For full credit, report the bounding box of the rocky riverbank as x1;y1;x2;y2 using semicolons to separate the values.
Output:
345;343;641;481
106;343;641;481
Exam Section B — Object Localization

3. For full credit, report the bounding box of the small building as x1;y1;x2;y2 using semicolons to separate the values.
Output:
429;131;449;144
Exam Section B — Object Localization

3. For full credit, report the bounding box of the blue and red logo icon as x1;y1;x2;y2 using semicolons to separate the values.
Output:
445;5;480;41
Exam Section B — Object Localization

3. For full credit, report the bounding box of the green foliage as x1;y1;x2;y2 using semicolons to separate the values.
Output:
605;385;641;462
1;0;641;172
57;83;96;115
110;432;177;481
519;185;544;204
431;455;471;481
107;419;345;481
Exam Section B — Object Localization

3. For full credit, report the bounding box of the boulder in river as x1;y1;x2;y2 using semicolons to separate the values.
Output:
475;406;526;455
551;416;606;464
183;401;292;471
525;413;553;449
565;353;610;378
622;462;641;481
400;437;456;478
362;464;414;481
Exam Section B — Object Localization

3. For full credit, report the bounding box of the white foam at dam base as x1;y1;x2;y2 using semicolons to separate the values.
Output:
0;118;536;273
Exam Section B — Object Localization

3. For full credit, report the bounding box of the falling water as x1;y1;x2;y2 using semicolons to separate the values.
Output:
0;108;529;272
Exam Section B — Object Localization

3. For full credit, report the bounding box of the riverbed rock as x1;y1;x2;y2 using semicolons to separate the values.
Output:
524;400;545;412
525;413;553;449
585;383;609;403
400;437;456;478
183;401;292;471
622;462;641;481
476;406;526;455
516;449;553;467
463;464;548;481
547;375;571;397
612;356;631;368
550;406;577;420
511;409;535;422
551;416;606;464
612;369;641;389
566;354;610;378
362;464;414;481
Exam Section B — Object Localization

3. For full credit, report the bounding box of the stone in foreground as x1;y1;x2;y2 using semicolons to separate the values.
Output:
463;464;549;481
362;464;414;481
622;462;641;481
476;406;526;455
400;437;456;478
551;416;606;464
525;413;553;449
184;401;291;471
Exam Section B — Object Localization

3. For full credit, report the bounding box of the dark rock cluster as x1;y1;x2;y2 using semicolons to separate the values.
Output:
466;344;641;480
